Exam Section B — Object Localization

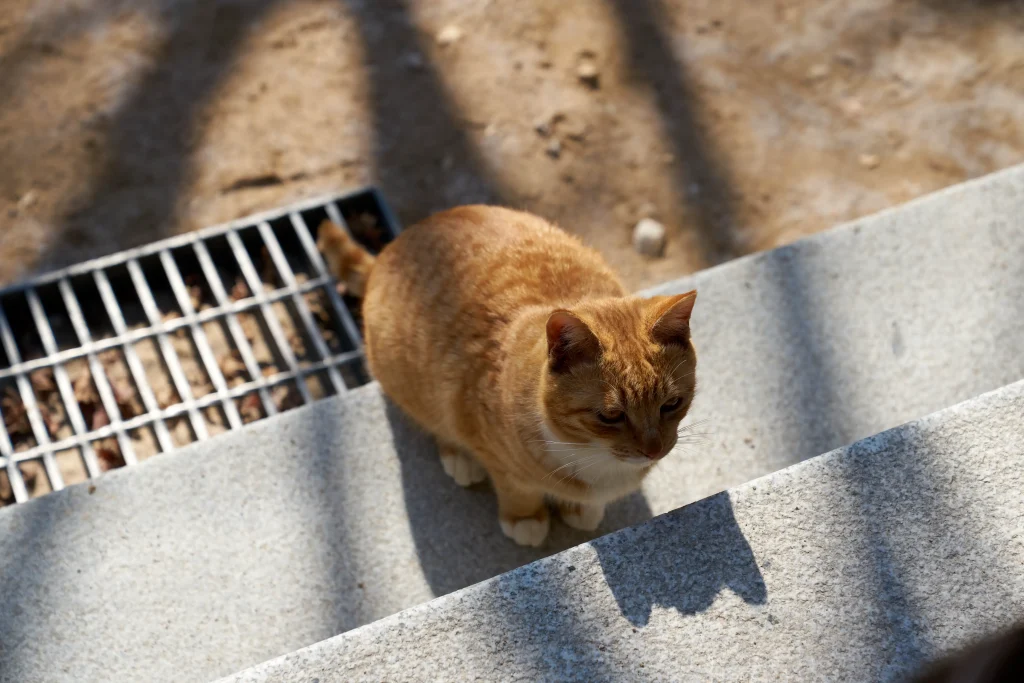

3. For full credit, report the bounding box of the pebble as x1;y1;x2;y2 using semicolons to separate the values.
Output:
807;63;830;80
834;51;859;68
577;59;600;89
436;25;463;47
839;98;863;117
546;139;562;159
859;153;881;170
17;191;37;210
633;218;667;257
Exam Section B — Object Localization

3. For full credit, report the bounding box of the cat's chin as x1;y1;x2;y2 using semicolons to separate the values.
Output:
615;455;655;468
539;424;651;491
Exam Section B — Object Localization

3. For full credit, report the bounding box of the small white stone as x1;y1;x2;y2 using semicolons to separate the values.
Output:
807;63;830;80
436;25;463;47
859;153;881;169
633;217;667;257
839;98;863;117
577;60;600;88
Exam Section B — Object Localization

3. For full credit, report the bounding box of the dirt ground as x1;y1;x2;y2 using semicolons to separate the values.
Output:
1;0;1024;500
3;0;1023;290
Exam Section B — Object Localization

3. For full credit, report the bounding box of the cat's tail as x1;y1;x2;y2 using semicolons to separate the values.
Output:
316;220;376;298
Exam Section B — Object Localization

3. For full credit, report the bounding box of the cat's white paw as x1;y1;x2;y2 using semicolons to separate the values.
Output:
440;451;487;487
500;515;550;547
560;502;605;531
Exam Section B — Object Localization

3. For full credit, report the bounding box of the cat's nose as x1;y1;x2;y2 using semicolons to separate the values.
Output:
641;434;664;459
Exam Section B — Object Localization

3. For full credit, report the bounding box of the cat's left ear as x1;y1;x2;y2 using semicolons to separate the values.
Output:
649;290;697;346
547;310;601;373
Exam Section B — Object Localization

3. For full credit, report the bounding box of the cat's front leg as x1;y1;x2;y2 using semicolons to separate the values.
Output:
492;475;550;547
438;440;488;487
557;500;606;531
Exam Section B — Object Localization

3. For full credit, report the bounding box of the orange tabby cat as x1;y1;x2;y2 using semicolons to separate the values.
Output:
318;206;697;546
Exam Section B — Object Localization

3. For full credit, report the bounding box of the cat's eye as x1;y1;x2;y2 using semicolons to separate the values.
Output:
597;410;625;425
661;397;683;413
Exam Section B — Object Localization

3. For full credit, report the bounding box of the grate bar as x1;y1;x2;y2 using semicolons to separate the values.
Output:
257;221;346;394
159;251;244;430
57;279;138;466
226;231;313;405
0;302;64;491
25;289;103;478
93;270;176;452
3;351;362;463
126;259;209;440
191;241;278;418
0;276;333;383
296;208;364;357
0;402;30;503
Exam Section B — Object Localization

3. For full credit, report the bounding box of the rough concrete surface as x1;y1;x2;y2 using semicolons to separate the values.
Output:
1;167;1023;682
222;379;1024;683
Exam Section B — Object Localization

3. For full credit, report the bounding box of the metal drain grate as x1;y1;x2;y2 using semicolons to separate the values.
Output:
0;188;399;505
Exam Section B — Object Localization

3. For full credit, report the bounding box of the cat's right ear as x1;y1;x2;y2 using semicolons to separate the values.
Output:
649;290;697;347
546;310;600;373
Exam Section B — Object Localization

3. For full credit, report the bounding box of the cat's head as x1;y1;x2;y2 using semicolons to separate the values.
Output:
540;291;697;472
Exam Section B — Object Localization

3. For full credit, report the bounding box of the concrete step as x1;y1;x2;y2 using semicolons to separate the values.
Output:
221;379;1024;683
2;163;1024;683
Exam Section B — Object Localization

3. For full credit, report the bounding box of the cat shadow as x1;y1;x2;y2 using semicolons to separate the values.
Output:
384;398;765;628
383;399;654;598
591;491;767;627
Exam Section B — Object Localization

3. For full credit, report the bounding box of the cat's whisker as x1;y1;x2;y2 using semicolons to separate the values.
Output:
543;448;607;455
531;439;608;453
669;358;692;377
543;453;602;482
677;421;712;435
676;429;712;438
559;457;605;486
552;460;601;487
546;450;607;455
555;460;594;487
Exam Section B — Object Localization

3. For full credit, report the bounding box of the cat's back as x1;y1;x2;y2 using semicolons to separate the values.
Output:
367;205;624;309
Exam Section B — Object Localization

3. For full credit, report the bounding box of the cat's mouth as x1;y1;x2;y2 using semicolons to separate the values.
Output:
614;452;659;467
